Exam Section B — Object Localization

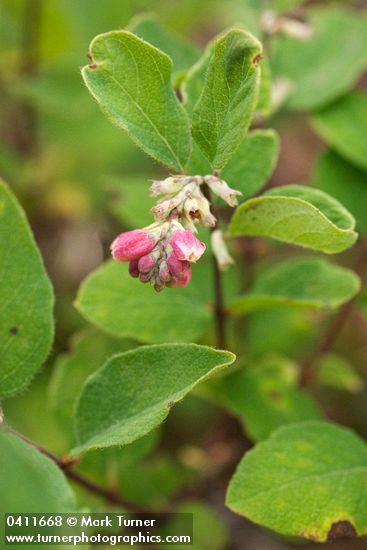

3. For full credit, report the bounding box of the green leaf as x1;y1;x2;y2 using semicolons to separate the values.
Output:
181;47;211;117
230;259;360;314
221;129;279;200
0;431;76;512
49;329;136;437
75;261;211;344
226;420;367;541
128;14;199;73
82;30;191;172
72;344;235;455
272;7;367;110
191;29;262;169
212;357;321;441
312;92;367;172
0;180;54;398
312;151;367;233
317;354;364;393
228;184;358;254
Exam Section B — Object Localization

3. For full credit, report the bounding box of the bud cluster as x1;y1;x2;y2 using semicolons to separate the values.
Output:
111;222;205;292
111;174;241;291
150;175;241;231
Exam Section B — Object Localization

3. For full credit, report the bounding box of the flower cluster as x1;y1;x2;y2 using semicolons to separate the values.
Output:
111;221;205;292
111;174;240;291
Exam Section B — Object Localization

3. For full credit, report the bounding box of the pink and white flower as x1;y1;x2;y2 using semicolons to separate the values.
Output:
170;230;206;262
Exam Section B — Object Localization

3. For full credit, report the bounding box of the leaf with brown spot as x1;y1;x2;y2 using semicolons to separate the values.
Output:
226;421;367;542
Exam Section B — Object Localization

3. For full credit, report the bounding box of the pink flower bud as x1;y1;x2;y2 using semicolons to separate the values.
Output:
159;261;171;283
138;254;156;273
170;230;206;262
152;275;165;293
128;259;140;278
111;230;155;262
167;253;190;278
139;271;151;283
173;267;192;288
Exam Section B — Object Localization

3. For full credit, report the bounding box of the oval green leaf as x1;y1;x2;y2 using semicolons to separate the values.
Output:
312;150;367;233
226;420;367;541
230;259;360;313
82;30;191;172
0;180;54;398
272;7;367;111
228;184;357;253
49;329;136;437
192;28;262;170
312;92;367;172
72;344;235;455
75;261;211;344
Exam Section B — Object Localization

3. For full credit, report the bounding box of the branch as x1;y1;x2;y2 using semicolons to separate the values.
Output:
299;240;367;387
7;428;147;512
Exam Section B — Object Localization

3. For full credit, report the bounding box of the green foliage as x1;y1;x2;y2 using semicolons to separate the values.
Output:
221;129;279;200
213;357;321;441
75;261;211;343
226;421;367;541
192;29;262;169
128;13;199;73
0;180;54;398
229;185;358;254
49;330;136;437
230;259;360;313
0;431;75;512
317;354;364;393
247;308;313;360
117;455;194;507
82;30;191;171
272;7;367;110
73;344;235;454
312;92;367;172
108;176;154;227
312;150;367;233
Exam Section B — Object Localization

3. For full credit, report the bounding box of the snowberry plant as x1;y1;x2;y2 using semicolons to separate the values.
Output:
2;3;367;546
